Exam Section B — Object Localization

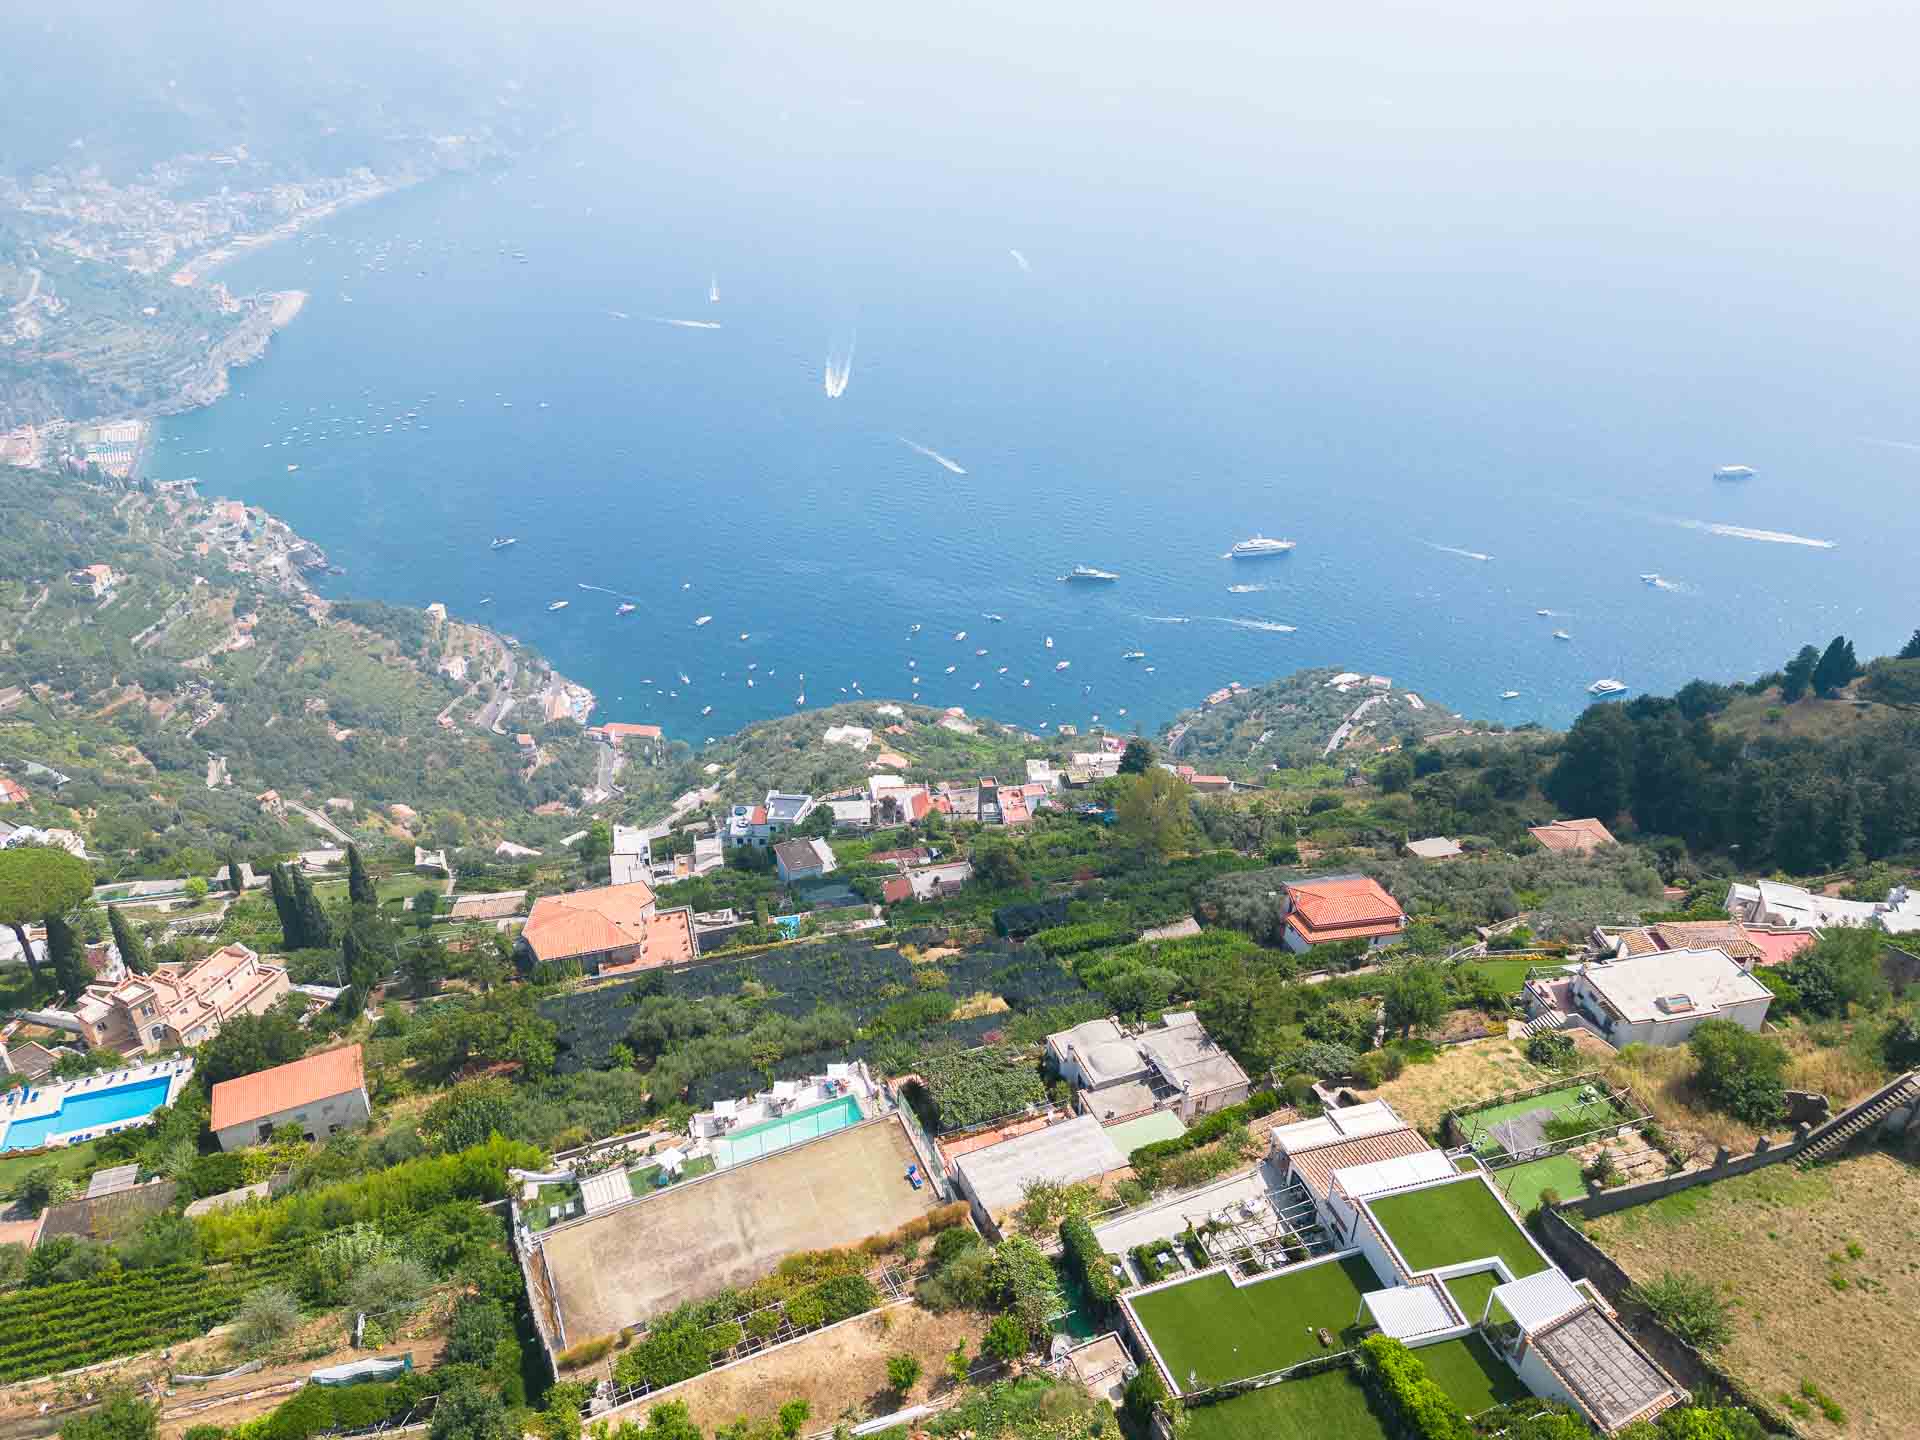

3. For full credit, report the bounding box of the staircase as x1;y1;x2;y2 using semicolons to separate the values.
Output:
1796;1071;1920;1169
1520;1009;1575;1039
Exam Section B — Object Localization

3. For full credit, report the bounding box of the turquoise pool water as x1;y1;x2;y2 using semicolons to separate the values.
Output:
712;1094;864;1168
2;1076;172;1150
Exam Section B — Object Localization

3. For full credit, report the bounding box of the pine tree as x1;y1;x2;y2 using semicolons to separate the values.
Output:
1780;644;1820;703
269;864;303;948
1901;629;1920;661
45;912;88;999
1812;635;1860;697
346;844;377;908
107;903;152;975
226;850;246;894
293;868;333;951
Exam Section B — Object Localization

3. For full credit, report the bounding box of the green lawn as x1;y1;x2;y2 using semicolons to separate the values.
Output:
1456;958;1535;993
1441;1268;1501;1326
1456;1083;1623;1157
1413;1336;1530;1414
627;1155;717;1196
1130;1254;1376;1390
1367;1177;1548;1279
0;1138;103;1195
1183;1367;1387;1440
1487;1152;1585;1216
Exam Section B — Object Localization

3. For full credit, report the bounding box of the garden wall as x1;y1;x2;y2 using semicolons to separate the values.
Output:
1566;1129;1807;1219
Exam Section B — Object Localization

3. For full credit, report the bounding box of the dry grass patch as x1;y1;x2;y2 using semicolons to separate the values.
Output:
1369;1036;1546;1135
624;1304;983;1433
1586;1147;1920;1440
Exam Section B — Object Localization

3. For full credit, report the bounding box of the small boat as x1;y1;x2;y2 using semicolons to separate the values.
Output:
984;613;1004;622
1589;677;1628;695
547;600;569;612
679;672;690;684
738;632;749;641
1226;534;1297;558
616;603;636;616
749;662;759;671
491;537;518;550
975;648;988;656
1144;666;1155;673
1536;608;1552;616
944;665;957;674
479;596;494;605
709;274;720;304
971;682;981;690
910;623;922;633
1045;635;1054;649
695;615;713;626
747;678;755;687
1022;678;1032;687
1553;630;1571;640
953;630;967;642
1118;708;1127;716
701;705;712;716
1639;574;1662;586
1060;565;1119;582
795;694;805;705
1714;464;1756;480
1055;660;1071;671
1123;650;1146;660
286;463;300;473
997;666;1009;674
1501;690;1520;699
908;660;916;669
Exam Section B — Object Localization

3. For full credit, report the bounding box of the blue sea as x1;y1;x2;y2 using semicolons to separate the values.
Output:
148;10;1920;743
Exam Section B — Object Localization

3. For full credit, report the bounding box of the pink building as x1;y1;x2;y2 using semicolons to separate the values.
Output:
68;944;290;1054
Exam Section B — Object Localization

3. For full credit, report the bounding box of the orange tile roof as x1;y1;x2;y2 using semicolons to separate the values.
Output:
521;881;658;963
882;876;912;904
1529;818;1618;853
1287;1127;1432;1197
1287;875;1405;930
210;1044;365;1132
601;722;663;743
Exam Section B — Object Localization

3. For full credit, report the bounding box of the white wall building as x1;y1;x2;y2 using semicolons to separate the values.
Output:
1561;947;1772;1047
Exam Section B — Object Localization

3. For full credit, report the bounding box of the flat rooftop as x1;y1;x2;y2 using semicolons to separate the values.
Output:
1580;947;1771;1023
953;1113;1125;1219
534;1116;935;1343
1364;1175;1549;1280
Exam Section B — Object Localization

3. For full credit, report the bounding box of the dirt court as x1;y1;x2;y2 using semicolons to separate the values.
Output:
1586;1147;1920;1440
538;1117;937;1343
1370;1037;1547;1134
622;1304;984;1433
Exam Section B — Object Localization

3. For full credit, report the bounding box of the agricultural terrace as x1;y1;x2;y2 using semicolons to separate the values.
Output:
1127;1254;1376;1391
1365;1176;1549;1280
539;932;1091;1102
532;1116;936;1347
1586;1149;1920;1440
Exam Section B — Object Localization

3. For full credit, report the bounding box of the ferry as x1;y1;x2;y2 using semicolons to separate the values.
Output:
695;615;713;626
1589;677;1628;696
1714;464;1756;480
1123;650;1146;660
1226;534;1296;558
1061;565;1119;582
547;600;569;612
616;603;636;616
491;537;518;550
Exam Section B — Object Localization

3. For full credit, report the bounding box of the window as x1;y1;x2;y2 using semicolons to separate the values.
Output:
257;1123;273;1141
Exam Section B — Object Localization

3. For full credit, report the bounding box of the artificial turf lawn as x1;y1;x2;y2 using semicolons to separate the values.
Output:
1181;1367;1388;1440
1367;1177;1549;1279
1458;1084;1624;1156
1488;1152;1586;1215
1130;1254;1376;1389
1442;1268;1501;1325
1415;1335;1532;1413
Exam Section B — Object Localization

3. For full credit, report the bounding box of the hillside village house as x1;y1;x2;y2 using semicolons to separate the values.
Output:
58;944;289;1054
1046;1011;1250;1124
1723;878;1892;931
1277;874;1408;953
1527;817;1618;854
1523;947;1771;1047
773;838;837;884
720;791;817;847
517;879;696;977
209;1044;369;1150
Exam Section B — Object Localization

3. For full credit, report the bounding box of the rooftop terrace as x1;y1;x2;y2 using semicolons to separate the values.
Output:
1365;1175;1549;1281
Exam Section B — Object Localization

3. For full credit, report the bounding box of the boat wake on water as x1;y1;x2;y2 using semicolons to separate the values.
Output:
823;333;857;399
1424;542;1494;562
1213;616;1298;633
1008;248;1031;272
654;317;722;330
1676;519;1837;549
899;437;966;474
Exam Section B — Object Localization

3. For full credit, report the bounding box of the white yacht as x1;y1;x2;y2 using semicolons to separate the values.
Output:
695;615;713;626
1553;630;1572;640
1055;660;1072;671
547;600;569;612
491;536;517;550
1060;565;1119;582
1226;534;1297;558
1123;650;1146;660
1714;464;1756;480
1589;677;1628;696
1501;690;1520;699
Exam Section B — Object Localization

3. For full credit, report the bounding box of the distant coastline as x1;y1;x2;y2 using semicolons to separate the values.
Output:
167;176;418;287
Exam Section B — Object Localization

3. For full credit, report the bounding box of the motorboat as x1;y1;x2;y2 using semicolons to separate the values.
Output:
1226;534;1296;558
1714;464;1756;480
1060;565;1119;582
491;537;518;550
1553;630;1572;640
1589;678;1628;696
695;615;713;625
1501;690;1520;699
616;603;636;616
1055;660;1071;671
1123;650;1146;660
547;600;569;612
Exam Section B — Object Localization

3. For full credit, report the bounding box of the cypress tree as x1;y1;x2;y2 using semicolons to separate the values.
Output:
107;903;151;975
46;912;88;999
293;867;333;951
269;864;303;948
226;850;246;894
346;844;377;908
1813;635;1860;697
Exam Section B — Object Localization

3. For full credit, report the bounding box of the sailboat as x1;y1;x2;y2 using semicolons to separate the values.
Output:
709;274;720;304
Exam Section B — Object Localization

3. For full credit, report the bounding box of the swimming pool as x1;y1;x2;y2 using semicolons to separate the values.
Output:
1;1076;173;1150
712;1094;864;1168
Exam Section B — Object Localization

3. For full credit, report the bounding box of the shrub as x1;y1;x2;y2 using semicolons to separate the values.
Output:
703;1322;743;1358
1626;1271;1734;1351
342;1258;432;1318
931;1225;982;1269
783;1292;826;1329
814;1273;879;1323
1123;1368;1168;1425
1059;1217;1118;1305
776;1400;810;1439
446;1297;511;1366
744;1309;781;1342
1688;1020;1787;1126
1283;1072;1318;1106
1358;1335;1474;1440
885;1352;922;1395
555;1336;614;1371
230;1285;302;1355
980;1313;1028;1364
613;1324;713;1390
1525;1031;1576;1067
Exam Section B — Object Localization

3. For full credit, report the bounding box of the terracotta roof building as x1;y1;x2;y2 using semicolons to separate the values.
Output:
210;1044;369;1151
517;880;696;977
1279;875;1408;953
1528;818;1618;854
65;944;289;1055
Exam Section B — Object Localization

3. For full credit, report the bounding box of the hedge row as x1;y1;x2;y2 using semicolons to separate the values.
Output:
1030;922;1139;958
1059;1216;1119;1305
1358;1335;1474;1440
1126;1090;1282;1170
612;1272;882;1391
